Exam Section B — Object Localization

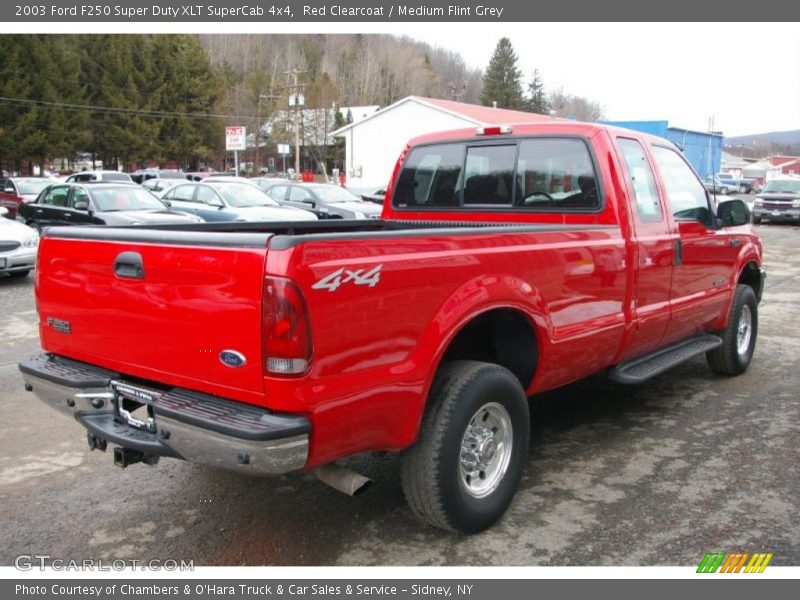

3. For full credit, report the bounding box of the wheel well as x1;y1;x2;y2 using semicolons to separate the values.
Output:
738;261;762;301
440;309;538;389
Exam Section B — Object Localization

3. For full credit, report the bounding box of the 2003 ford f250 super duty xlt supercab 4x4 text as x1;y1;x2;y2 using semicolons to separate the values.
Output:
20;122;764;533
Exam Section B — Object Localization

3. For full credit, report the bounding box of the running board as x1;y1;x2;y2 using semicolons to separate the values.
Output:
608;334;723;384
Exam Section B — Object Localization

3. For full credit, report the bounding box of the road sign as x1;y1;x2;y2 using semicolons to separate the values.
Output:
226;126;247;151
278;144;290;156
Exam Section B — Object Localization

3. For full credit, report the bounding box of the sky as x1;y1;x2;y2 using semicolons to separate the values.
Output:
407;22;800;137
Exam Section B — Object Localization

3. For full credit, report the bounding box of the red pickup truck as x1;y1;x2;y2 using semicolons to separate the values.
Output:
20;122;764;533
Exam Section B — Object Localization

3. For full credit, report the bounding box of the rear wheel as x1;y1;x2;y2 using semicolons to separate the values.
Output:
706;284;758;375
401;360;530;533
720;186;730;195
751;215;762;224
739;184;749;194
26;221;41;234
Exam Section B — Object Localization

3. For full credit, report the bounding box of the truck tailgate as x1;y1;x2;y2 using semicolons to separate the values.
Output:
36;229;270;404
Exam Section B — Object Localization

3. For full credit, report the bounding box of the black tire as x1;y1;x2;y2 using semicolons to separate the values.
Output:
706;284;758;376
8;270;30;278
401;360;530;533
26;221;41;234
752;215;762;225
720;186;730;195
739;185;748;194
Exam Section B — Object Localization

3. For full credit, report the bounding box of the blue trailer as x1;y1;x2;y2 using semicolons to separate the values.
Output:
604;120;723;179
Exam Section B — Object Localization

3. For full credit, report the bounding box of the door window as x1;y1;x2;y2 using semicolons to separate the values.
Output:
288;186;314;202
651;146;712;225
168;185;199;202
69;187;90;209
43;186;69;207
196;185;221;205
617;138;662;222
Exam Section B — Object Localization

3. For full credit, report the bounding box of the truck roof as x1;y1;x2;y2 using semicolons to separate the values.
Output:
406;120;670;149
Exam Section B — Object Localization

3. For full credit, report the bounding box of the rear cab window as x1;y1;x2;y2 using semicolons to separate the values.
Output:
392;137;602;212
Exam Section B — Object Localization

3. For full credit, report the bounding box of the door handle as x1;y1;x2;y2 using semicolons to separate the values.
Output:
114;251;145;280
730;238;741;248
674;239;683;266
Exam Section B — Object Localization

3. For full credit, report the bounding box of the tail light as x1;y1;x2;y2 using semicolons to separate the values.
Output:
262;277;313;376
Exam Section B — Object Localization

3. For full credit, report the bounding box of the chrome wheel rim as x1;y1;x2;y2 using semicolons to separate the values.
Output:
736;304;752;357
459;402;513;498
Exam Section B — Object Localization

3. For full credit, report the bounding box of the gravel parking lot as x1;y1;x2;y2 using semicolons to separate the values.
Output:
1;222;798;567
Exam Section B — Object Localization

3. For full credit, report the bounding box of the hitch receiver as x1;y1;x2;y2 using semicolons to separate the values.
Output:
113;446;160;468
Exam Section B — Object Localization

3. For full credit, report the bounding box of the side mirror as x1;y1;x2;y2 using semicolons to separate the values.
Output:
73;201;89;211
716;199;750;227
162;199;172;207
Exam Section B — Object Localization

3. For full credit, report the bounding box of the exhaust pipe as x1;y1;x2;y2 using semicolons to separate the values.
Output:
315;463;372;496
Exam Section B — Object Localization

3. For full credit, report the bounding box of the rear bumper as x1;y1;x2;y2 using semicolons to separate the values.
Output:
19;353;309;475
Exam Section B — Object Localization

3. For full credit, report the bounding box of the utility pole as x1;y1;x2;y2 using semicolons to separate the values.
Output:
284;68;307;176
254;91;278;176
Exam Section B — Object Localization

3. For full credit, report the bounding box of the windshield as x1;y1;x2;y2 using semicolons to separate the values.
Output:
17;179;50;195
91;187;168;211
312;186;362;204
210;182;279;207
762;180;800;194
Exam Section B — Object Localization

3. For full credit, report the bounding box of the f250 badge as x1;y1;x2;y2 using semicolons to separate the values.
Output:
312;264;383;293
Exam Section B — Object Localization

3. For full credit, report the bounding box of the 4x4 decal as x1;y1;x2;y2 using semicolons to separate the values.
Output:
312;265;383;292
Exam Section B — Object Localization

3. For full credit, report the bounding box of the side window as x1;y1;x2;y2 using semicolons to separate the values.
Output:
617;138;662;222
43;186;69;207
69;187;90;209
196;186;220;205
651;146;711;225
170;185;198;202
267;185;287;200
288;187;313;202
463;145;515;205
516;139;600;210
393;143;464;207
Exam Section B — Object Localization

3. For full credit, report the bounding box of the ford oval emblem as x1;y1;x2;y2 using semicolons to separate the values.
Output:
219;350;247;368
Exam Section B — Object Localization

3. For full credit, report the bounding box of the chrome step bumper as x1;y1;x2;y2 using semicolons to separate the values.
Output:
19;353;309;475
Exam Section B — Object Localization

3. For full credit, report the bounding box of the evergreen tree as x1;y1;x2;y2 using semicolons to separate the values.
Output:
525;69;549;114
479;38;524;110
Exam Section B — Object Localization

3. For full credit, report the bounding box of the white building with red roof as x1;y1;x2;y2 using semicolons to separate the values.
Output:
330;96;552;191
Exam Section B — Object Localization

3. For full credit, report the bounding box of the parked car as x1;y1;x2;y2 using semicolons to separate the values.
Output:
0;206;38;278
717;173;757;194
130;169;185;184
160;181;317;222
0;177;52;219
66;170;133;184
251;176;289;193
264;182;382;219
360;186;387;205
751;177;800;224
703;175;735;196
19;182;204;230
185;171;231;182
141;178;183;198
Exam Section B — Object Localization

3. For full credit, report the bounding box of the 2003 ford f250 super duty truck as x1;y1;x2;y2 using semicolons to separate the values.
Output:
20;122;765;533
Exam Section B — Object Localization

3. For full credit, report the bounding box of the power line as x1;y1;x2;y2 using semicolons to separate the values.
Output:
0;96;252;121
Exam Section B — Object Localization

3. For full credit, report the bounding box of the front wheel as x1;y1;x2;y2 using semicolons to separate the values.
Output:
720;186;730;195
401;361;530;533
706;284;758;375
752;215;762;225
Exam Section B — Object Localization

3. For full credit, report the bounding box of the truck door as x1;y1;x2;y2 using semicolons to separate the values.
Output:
650;145;736;344
614;137;674;361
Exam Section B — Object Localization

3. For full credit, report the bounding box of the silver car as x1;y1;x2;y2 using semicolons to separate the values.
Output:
0;207;38;278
